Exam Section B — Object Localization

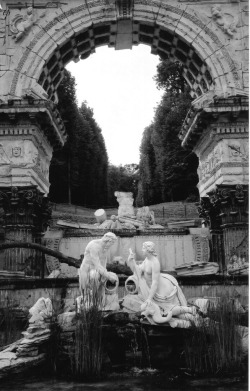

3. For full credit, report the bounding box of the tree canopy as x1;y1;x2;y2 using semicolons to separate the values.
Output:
49;70;109;207
107;164;139;206
50;61;199;209
154;59;187;94
137;60;199;205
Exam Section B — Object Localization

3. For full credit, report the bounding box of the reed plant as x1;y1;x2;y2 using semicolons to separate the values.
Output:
46;288;68;374
183;296;244;376
0;298;23;348
72;280;104;380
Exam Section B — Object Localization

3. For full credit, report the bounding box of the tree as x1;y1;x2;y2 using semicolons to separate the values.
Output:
107;164;139;206
137;60;199;204
137;125;160;206
154;60;187;94
49;70;109;207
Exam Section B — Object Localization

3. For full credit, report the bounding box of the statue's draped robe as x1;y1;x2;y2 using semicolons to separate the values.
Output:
122;261;187;314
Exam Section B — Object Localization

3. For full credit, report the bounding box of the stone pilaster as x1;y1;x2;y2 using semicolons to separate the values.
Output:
208;184;248;267
197;196;225;271
197;184;248;273
0;99;66;195
0;99;65;274
181;96;248;273
0;186;52;274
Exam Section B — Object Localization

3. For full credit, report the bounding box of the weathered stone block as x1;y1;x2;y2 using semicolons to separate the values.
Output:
205;55;224;78
155;8;182;31
191;40;210;61
0;38;6;55
242;72;249;87
0;70;15;97
242;37;249;49
21;54;46;81
0;55;10;70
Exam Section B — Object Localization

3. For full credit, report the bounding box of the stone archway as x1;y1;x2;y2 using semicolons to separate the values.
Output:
0;0;248;273
3;1;246;102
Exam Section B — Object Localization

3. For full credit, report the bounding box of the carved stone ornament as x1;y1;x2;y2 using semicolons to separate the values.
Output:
10;7;46;41
207;184;248;229
228;141;248;162
199;146;222;180
209;185;246;208
44;230;63;273
116;0;133;19
11;146;22;158
210;5;239;38
0;186;52;233
197;197;221;230
192;234;210;263
46;2;60;7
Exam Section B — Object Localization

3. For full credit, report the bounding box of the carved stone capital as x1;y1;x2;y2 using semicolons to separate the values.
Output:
0;186;52;233
196;197;221;230
207;184;248;227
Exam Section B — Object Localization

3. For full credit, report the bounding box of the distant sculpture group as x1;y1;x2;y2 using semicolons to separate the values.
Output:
95;191;162;230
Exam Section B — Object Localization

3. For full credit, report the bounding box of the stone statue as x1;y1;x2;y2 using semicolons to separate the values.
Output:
78;232;119;308
114;191;135;217
29;297;53;324
122;242;197;328
141;300;196;328
136;206;155;226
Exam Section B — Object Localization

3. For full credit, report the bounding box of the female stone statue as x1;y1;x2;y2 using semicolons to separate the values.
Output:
123;241;196;327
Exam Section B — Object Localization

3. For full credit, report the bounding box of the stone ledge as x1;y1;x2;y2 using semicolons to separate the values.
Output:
0;274;247;290
177;274;248;286
63;227;189;237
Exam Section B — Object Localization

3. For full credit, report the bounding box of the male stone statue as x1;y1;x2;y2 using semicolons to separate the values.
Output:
78;232;118;306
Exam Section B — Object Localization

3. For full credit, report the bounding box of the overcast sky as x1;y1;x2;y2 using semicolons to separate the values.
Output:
66;45;163;166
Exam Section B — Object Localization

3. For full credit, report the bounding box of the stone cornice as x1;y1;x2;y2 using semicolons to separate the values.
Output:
0;99;67;148
180;96;249;149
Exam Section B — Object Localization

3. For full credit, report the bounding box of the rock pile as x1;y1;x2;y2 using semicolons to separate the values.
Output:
0;297;53;379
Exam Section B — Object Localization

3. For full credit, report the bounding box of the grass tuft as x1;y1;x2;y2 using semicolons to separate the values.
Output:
183;296;244;376
71;280;104;380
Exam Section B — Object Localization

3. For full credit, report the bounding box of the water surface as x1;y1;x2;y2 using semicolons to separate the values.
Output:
0;372;248;391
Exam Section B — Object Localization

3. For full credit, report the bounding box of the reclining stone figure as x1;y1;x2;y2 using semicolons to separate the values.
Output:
122;241;197;327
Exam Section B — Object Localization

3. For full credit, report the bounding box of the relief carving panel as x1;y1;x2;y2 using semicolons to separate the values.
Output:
10;7;46;42
198;138;249;183
0;139;50;181
198;144;222;180
210;5;239;38
227;140;249;163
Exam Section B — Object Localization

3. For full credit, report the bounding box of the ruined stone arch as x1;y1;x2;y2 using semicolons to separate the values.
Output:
0;1;248;274
7;1;243;104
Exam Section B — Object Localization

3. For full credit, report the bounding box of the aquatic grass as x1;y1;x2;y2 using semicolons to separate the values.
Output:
0;297;23;348
45;283;104;379
46;287;69;374
72;280;104;380
183;296;244;376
